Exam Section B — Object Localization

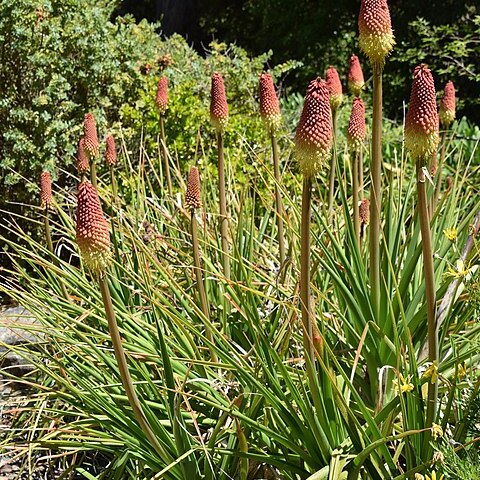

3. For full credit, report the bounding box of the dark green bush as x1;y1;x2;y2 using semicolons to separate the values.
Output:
0;0;162;191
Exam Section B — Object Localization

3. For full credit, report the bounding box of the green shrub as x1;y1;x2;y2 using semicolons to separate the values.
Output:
0;0;161;189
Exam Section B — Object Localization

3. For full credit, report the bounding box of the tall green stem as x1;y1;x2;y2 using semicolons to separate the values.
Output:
99;276;172;462
433;131;447;210
90;157;98;190
369;68;383;318
44;208;69;301
327;109;338;223
353;150;360;248
300;177;314;364
191;210;217;363
359;148;364;201
271;133;286;269
416;161;438;438
160;115;173;196
217;131;230;279
110;166;118;202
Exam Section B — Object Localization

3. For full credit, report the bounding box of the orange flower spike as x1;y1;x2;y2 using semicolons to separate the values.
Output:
348;54;365;96
347;98;366;151
326;66;343;112
76;181;111;275
40;171;52;208
210;72;229;133
105;135;117;167
76;137;90;174
83;113;99;159
359;198;370;225
295;78;332;178
185;166;202;211
155;76;168;115
259;72;281;133
358;0;395;69
439;80;456;128
405;64;439;161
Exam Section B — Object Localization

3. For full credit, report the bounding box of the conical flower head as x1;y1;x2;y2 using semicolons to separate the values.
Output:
210;72;228;133
348;54;365;96
40;171;52;208
185;166;202;211
405;64;439;161
358;0;395;70
105;135;117;167
83;113;99;159
259;72;281;133
439;81;456;128
155;76;168;115
359;199;370;225
76;181;111;275
295;78;332;178
326;66;343;111
76;137;90;174
347;98;366;151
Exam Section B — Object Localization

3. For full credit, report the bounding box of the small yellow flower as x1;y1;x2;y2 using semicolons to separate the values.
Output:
431;423;443;440
443;227;457;241
415;474;425;480
393;373;414;394
423;361;438;384
425;471;444;480
458;362;467;378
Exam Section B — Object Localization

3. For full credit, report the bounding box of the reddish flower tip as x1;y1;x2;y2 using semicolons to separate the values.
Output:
76;181;111;274
83;113;99;159
259;72;282;133
358;0;395;69
40;171;52;208
326;66;343;111
295;78;332;177
348;54;365;96
210;72;228;132
185;166;202;211
439;81;456;128
105;135;117;167
347;98;366;151
77;137;90;174
155;76;168;115
405;64;439;161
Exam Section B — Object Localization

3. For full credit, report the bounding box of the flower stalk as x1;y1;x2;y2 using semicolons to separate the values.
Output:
186;167;217;363
405;64;440;442
210;72;230;279
358;0;395;317
76;181;168;459
326;66;343;222
259;72;286;270
295;78;332;364
156;76;172;196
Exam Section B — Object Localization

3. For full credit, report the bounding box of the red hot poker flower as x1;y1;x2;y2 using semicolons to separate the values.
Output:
155;76;168;115
77;137;90;174
348;54;365;96
83;113;99;159
358;0;395;70
295;78;332;177
259;72;281;133
347;98;366;151
105;135;117;167
210;72;228;133
76;181;111;275
405;64;439;161
439;81;456;128
40;171;52;208
326;66;343;112
185;166;202;211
